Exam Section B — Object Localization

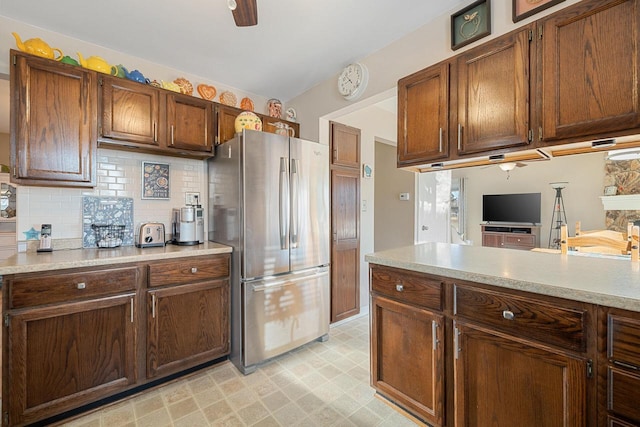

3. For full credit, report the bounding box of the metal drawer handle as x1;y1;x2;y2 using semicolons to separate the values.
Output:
502;310;515;320
191;267;198;274
395;283;404;292
76;282;86;290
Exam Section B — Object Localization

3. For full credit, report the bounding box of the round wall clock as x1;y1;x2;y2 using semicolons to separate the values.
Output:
337;62;369;101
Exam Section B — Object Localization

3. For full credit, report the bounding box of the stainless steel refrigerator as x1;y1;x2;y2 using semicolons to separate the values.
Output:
208;129;330;374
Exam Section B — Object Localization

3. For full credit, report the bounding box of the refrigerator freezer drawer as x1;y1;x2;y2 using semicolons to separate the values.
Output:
243;267;329;369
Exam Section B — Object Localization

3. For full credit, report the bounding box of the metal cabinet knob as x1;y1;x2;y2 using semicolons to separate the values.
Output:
502;310;515;320
396;283;404;292
191;267;198;274
76;282;86;290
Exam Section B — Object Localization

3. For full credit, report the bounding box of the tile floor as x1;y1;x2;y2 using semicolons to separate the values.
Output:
61;314;420;427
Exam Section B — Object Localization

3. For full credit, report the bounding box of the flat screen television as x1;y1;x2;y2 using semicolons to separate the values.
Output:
482;193;541;224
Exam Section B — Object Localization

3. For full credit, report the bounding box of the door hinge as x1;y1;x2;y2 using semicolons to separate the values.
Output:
215;135;220;145
98;77;103;86
528;29;533;41
12;55;16;66
12;167;16;178
539;126;543;141
538;26;543;40
528;129;533;142
4;314;9;327
4;411;8;425
586;360;594;378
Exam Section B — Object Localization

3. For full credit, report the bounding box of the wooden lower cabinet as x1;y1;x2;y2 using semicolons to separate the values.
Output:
454;322;588;426
371;295;444;426
599;307;640;426
7;294;136;426
369;263;601;427
2;253;231;426
147;279;230;378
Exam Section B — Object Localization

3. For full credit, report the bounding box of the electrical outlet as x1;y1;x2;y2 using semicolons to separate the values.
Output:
185;192;201;206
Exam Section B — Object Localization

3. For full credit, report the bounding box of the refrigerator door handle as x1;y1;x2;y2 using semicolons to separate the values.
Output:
291;158;300;248
279;157;289;250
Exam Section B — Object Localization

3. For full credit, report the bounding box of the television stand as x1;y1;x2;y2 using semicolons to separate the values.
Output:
481;224;541;250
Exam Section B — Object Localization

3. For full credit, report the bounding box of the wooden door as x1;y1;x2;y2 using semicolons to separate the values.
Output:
10;50;96;187
99;75;161;147
147;279;230;378
481;233;503;248
454;322;587;427
397;61;450;166
7;294;136;426
330;167;360;323
371;295;444;426
330;122;360;168
330;121;360;323
456;28;533;155
540;0;640;143
166;93;213;153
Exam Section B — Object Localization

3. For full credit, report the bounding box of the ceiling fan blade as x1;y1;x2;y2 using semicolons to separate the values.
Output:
232;0;258;26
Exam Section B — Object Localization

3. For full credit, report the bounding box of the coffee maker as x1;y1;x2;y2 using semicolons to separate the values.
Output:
171;206;199;245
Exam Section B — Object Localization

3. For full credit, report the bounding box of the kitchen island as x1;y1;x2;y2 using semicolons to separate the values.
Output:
365;243;640;427
1;242;233;426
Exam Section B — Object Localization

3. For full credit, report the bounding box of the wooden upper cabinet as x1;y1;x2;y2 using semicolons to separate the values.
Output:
215;104;301;146
539;0;640;143
99;76;161;147
330;121;360;168
10;50;96;187
166;93;213;153
456;27;533;156
262;115;300;138
397;62;450;166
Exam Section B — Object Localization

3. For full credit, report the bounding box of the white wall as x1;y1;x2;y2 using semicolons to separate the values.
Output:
453;151;607;247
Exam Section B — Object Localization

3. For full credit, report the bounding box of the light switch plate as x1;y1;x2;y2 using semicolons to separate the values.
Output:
185;192;201;206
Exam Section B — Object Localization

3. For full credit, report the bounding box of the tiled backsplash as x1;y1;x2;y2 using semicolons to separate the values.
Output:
16;148;208;247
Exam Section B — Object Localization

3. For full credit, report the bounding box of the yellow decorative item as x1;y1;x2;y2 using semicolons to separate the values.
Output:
234;111;262;133
161;80;181;92
13;32;63;60
77;52;117;75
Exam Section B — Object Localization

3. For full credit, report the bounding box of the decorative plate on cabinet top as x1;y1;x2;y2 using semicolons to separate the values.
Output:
286;107;297;122
174;77;193;96
219;91;238;107
197;84;217;100
240;97;255;111
161;80;181;92
267;98;282;118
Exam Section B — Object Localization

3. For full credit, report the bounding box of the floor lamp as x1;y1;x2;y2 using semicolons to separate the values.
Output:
549;182;568;249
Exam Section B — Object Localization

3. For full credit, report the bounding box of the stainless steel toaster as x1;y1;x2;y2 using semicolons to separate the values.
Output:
136;223;166;248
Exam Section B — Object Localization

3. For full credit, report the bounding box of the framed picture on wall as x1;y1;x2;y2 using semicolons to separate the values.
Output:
142;161;170;200
512;0;565;23
451;0;491;51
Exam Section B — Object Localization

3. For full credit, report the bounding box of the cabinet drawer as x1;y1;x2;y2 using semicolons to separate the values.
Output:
609;367;640;423
608;314;640;368
454;285;586;352
504;234;535;247
149;254;230;287
9;266;138;309
371;267;443;311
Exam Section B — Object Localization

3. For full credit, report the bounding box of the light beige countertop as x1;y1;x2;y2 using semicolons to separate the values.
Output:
0;241;232;275
365;242;640;312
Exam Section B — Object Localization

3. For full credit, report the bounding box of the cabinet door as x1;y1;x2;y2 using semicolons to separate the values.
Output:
215;104;242;144
456;28;533;155
99;76;160;147
166;93;213;153
331;168;360;323
10;51;96;187
7;294;136;426
454;322;588;427
397;62;450;165
481;233;503;248
330;121;360;168
262;115;300;138
540;0;640;143
147;279;230;378
371;295;444;426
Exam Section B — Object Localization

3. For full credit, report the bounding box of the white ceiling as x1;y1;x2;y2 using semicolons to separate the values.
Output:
0;0;460;103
